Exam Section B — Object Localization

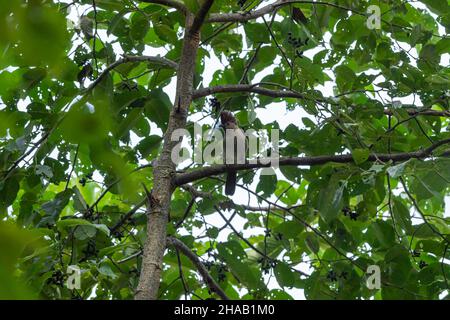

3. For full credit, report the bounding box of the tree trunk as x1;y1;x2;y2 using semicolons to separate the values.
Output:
134;13;201;300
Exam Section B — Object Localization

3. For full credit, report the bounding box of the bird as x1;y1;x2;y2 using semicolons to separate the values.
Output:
220;111;246;196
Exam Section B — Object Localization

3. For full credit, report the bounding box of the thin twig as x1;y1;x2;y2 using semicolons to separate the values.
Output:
166;236;230;300
65;144;80;190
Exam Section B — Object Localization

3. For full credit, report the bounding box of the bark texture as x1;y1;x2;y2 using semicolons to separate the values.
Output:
135;0;215;300
135;12;202;300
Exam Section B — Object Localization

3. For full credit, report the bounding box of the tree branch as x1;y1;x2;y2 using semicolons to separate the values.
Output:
193;84;450;118
174;197;196;229
399;177;450;244
181;184;213;199
192;83;306;100
110;198;147;235
135;9;206;300
174;138;450;186
385;109;450;117
89;162;154;213
139;0;188;14
207;0;361;23
189;0;215;36
3;130;52;181
182;185;300;212
85;55;178;93
218;199;301;213
166;236;230;300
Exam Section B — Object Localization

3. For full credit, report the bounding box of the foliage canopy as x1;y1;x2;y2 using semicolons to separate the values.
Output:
0;0;450;300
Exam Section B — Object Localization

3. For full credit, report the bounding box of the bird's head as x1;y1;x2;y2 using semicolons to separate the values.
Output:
220;110;238;129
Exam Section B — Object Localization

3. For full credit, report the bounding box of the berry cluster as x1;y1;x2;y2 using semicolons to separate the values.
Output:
112;229;124;240
412;249;421;258
217;264;228;282
287;32;309;58
327;270;338;282
208;96;221;113
47;270;65;287
342;207;359;221
237;0;247;8
79;172;93;187
327;270;348;282
258;257;277;275
82;239;99;259
274;232;283;241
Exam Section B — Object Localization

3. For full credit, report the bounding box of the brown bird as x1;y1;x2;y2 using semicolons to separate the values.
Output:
220;111;246;196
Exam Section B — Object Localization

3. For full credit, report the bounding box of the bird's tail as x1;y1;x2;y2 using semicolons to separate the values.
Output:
225;170;237;196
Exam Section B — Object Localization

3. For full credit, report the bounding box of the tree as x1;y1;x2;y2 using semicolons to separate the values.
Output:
0;0;449;300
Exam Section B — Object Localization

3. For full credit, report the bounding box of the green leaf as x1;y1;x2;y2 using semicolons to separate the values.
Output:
107;9;128;36
196;199;215;215
27;102;49;119
274;262;296;287
304;271;333;300
183;0;199;14
392;197;412;234
0;174;21;211
317;178;345;223
74;225;97;240
335;65;356;92
217;241;264;290
153;24;177;44
94;224;111;237
420;0;449;16
39;189;73;226
243;23;270;46
35;165;53;179
273;220;304;239
305;232;319;254
8;3;70;66
426;74;450;85
419;44;440;70
98;262;117;279
130;13;149;41
98;243;139;257
411;175;442;201
384;245;413;286
115;108;142;139
436;38;450;54
280;166;302;183
0;222;40;299
368;220;396;249
256;173;277;197
22;68;47;92
268;289;294;300
144;89;171;130
137;135;162;158
352;148;370;165
73;186;88;213
206;227;219;239
387;160;409;178
412;223;438;239
57;219;109;237
57;218;93;230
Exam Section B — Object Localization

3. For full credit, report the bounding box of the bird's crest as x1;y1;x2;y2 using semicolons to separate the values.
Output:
220;110;237;125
